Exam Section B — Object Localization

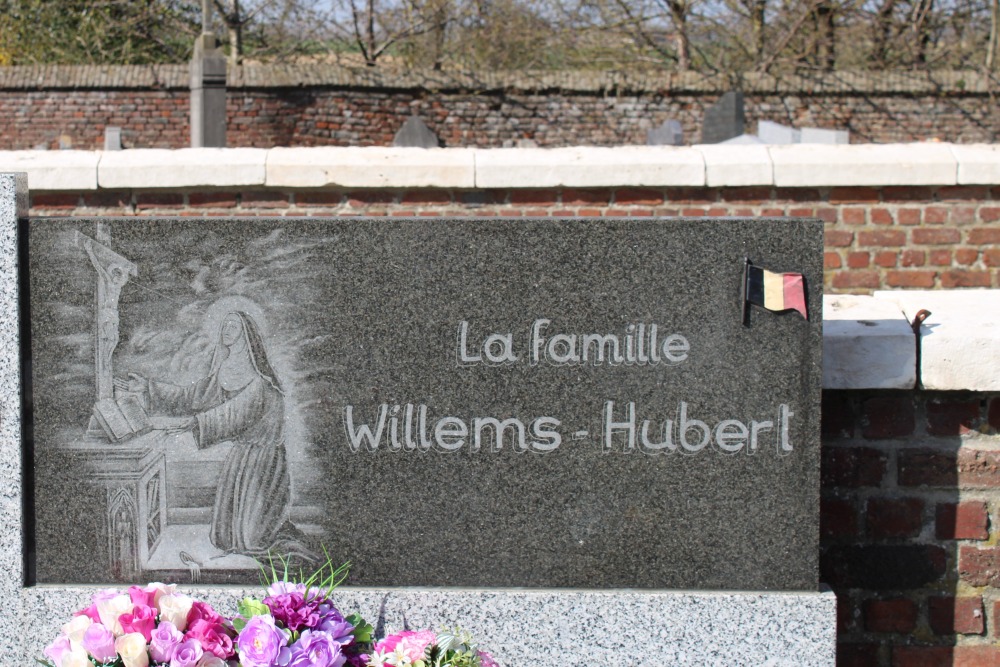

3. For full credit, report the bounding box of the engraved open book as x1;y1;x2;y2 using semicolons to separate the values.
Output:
92;394;153;442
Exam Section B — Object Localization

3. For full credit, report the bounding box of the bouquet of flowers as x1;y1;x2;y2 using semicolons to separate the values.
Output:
231;556;373;667
366;629;497;667
40;583;236;667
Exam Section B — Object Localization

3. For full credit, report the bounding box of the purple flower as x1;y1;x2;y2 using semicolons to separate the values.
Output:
81;622;117;662
266;581;306;597
316;604;354;645
264;592;322;632
170;639;204;667
288;630;345;667
150;620;184;663
237;614;290;667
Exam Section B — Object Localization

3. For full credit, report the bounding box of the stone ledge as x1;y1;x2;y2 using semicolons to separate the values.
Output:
822;295;916;390
98;148;267;189
874;290;1000;391
15;586;837;666
769;144;958;187
474;147;704;188
4;143;997;191
267;147;477;188
0;151;99;191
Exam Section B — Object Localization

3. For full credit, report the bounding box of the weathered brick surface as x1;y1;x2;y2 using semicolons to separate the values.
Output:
936;501;989;540
864;598;918;633
928;596;985;635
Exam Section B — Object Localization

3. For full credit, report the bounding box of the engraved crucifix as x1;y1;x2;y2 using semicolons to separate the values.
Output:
76;229;137;401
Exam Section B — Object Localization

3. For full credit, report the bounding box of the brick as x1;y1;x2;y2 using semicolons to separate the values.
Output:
867;498;923;538
346;190;397;205
894;646;1000;667
979;206;1000;222
913;228;960;244
864;598;917;633
832;271;880;289
837;643;880;667
858;230;906;247
883;186;934;201
926;398;981;435
30;193;79;209
968;228;1000;244
296;191;344;205
871;207;894;225
816;207;838;223
720;187;771;203
615;188;665;205
929;596;985;635
900;250;926;267
135;192;183;209
188;192;237;208
924;206;948;224
955;247;979;265
990;398;1000;429
885;271;937;287
822;545;946;589
847;252;871;269
938;185;990;200
558;188;609;205
822;446;886;488
901;448;1000;488
951;206;977;225
861;396;915;439
897;208;922;225
241;192;290;208
874;251;897;268
510;189;558;205
831;186;880;204
960;546;1000;586
842;208;866;225
984;249;1000;266
941;270;991;287
401;190;451;204
928;249;952;266
821;498;858;538
824;252;842;269
936;501;989;540
773;188;821;202
663;187;713;204
789;207;816;217
822;392;855;438
825;230;854;247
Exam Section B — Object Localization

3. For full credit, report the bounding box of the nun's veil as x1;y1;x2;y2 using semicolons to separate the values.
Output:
208;311;284;395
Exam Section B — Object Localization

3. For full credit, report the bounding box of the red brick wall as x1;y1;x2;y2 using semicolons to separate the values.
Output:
29;185;1000;293
823;391;1000;666
2;85;999;150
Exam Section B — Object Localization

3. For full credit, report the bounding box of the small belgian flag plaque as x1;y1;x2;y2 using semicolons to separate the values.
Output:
742;257;808;326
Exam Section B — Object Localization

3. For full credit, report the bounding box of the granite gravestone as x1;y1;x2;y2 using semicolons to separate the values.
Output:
701;91;746;144
393;115;441;148
27;216;822;591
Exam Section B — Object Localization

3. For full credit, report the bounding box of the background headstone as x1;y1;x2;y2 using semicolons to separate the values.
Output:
393;115;441;148
757;120;801;144
701;91;745;144
104;127;123;151
647;119;684;146
801;127;850;144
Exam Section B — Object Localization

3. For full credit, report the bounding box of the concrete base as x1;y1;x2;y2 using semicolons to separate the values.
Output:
17;586;836;666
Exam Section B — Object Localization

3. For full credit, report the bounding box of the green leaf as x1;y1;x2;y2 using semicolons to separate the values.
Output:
346;613;374;643
238;596;269;619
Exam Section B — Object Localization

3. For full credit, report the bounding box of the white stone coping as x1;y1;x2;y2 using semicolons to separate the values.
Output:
874;290;1000;391
4;143;999;191
822;295;916;390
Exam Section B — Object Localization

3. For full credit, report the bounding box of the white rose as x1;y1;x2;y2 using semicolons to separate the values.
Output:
197;656;226;667
96;594;133;636
146;582;177;610
61;615;92;644
60;646;91;667
115;632;150;667
158;594;193;632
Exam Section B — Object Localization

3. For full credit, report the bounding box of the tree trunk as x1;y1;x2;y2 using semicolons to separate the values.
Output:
987;0;999;70
750;0;766;67
871;0;896;68
668;0;691;70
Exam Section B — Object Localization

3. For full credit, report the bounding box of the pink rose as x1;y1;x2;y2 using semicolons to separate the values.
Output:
185;619;235;660
43;636;72;666
81;623;117;662
76;604;102;624
129;586;156;608
170;639;204;667
186;601;223;628
120;604;157;642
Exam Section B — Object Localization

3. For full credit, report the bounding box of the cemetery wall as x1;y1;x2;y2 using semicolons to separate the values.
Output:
0;66;998;149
